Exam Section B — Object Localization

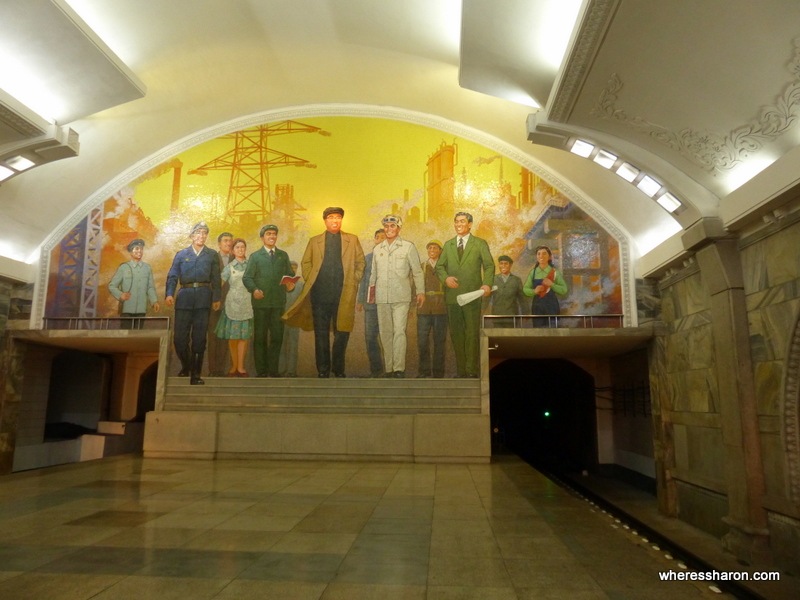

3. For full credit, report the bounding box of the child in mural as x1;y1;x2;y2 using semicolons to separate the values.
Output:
108;238;160;329
278;261;304;377
215;238;253;377
485;255;526;328
523;245;568;327
165;222;222;385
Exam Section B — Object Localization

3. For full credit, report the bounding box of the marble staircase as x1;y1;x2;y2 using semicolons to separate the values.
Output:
163;376;481;414
146;376;490;463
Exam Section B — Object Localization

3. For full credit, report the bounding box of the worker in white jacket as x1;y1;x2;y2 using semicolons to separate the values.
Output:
368;214;425;377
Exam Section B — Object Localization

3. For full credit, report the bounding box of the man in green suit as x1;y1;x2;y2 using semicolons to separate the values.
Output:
435;212;494;378
243;224;296;377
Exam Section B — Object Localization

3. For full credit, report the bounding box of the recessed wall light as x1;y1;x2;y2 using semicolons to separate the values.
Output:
5;156;35;171
593;149;617;169
0;165;15;182
636;175;662;197
615;162;639;182
570;139;594;158
656;192;682;213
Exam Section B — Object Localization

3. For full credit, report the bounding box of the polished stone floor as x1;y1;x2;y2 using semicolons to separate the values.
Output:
0;455;730;599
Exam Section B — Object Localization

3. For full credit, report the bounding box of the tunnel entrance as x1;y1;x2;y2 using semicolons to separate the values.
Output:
490;358;597;472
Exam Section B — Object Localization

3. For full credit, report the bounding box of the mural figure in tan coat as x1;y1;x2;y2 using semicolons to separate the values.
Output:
284;207;365;377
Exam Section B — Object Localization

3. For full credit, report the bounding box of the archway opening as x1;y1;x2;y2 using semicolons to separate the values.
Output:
490;358;597;472
44;350;111;440
135;361;158;422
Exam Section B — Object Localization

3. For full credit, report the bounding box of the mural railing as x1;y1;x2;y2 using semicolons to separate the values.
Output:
43;317;171;331
482;314;624;329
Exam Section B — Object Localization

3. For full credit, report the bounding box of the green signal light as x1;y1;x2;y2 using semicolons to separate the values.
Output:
543;411;550;417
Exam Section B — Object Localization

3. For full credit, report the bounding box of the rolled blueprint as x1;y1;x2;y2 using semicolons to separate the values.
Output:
456;285;497;306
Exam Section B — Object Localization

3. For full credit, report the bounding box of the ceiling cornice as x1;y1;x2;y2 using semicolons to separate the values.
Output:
548;0;620;123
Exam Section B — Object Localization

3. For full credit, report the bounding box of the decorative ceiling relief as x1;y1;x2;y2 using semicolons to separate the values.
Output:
591;38;800;175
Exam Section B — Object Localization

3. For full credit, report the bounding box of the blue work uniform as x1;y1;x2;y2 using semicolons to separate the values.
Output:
165;245;221;360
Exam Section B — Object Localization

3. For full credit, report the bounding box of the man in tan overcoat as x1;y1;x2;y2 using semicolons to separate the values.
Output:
284;207;365;377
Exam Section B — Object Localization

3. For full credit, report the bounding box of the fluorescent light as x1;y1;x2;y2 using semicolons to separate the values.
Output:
535;0;584;70
570;139;594;158
637;175;662;197
5;156;35;171
615;162;639;182
0;166;14;181
656;192;682;213
593;149;617;169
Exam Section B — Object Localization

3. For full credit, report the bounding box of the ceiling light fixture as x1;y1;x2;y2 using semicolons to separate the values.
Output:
593;149;617;169
636;175;662;198
570;139;594;157
656;192;682;213
615;162;639;182
5;156;36;171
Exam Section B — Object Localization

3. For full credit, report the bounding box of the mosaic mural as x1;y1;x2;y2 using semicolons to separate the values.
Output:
44;116;622;376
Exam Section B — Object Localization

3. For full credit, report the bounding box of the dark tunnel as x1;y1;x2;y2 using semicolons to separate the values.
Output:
489;358;598;473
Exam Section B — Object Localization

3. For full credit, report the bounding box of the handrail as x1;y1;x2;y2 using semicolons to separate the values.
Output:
42;317;171;330
482;314;625;329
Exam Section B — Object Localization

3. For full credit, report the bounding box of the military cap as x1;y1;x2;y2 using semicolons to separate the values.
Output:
259;224;279;237
127;239;145;252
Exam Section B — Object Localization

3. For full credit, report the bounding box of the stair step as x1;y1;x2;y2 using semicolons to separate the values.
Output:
162;377;482;414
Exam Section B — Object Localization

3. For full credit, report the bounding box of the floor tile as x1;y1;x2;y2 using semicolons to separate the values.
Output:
213;579;327;599
269;531;357;554
320;582;426;599
136;548;261;579
334;554;429;585
182;528;283;552
0;572;124;600
238;551;344;582
0;455;789;599
90;575;230;600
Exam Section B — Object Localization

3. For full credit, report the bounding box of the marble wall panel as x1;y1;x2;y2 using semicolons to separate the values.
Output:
687;425;725;483
764;222;800;288
676;481;729;538
741;239;768;295
754;361;783;416
683;369;718;413
661;290;676;323
665;323;714;374
761;299;800;361
768;512;800;574
0;282;10;333
760;432;787;499
673;423;689;472
683;272;710;315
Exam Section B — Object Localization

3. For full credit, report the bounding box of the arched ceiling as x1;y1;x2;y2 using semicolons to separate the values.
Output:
2;0;800;280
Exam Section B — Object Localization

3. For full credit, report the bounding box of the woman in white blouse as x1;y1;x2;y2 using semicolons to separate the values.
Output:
215;238;254;376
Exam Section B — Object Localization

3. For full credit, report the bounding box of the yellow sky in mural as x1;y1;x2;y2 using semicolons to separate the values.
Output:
132;116;521;241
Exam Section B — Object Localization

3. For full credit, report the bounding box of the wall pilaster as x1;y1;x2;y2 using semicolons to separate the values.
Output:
695;239;770;564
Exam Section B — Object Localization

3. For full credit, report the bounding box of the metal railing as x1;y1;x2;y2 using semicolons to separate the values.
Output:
43;317;171;330
482;314;625;329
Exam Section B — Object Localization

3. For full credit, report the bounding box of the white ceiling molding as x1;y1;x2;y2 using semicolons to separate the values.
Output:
548;0;619;122
590;39;800;175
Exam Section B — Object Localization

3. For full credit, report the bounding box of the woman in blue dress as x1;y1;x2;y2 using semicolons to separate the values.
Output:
215;238;254;376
